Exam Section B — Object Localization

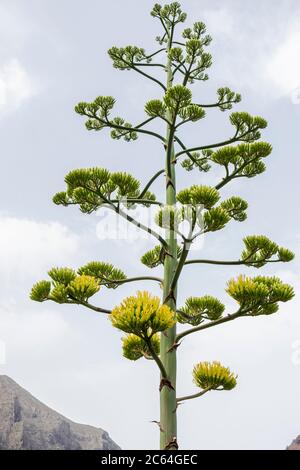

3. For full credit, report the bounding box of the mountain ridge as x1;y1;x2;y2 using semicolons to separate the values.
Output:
287;435;300;450
0;375;120;450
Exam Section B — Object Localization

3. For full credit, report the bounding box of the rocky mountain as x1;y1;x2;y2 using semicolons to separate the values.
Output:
0;375;120;450
287;435;300;450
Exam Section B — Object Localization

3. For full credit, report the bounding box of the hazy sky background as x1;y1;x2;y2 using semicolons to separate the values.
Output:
0;0;300;450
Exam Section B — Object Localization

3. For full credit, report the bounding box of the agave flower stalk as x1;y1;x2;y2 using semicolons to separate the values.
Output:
30;3;295;450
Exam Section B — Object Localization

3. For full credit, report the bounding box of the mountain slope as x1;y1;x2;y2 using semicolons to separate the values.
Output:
287;435;300;450
0;375;120;450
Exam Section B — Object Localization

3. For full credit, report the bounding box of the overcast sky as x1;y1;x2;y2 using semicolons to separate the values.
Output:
0;0;300;450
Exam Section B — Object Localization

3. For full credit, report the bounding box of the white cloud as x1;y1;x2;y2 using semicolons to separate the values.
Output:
0;215;86;388
202;7;235;36
194;4;300;100
0;3;33;54
0;4;39;113
0;216;80;286
265;27;300;94
0;304;70;357
0;59;37;114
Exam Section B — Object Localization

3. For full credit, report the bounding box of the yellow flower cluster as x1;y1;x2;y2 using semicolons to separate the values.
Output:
193;361;237;391
226;274;294;315
111;291;175;336
67;275;100;301
122;333;160;361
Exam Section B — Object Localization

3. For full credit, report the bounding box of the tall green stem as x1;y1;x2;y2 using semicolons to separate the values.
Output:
160;28;178;450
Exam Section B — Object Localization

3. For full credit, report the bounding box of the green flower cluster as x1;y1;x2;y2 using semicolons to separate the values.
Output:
177;296;225;325
145;85;205;123
241;235;295;268
230;112;267;143
151;2;187;26
75;96;137;141
30;263;127;304
141;244;182;269
156;185;249;233
53;167;156;213
181;150;212;173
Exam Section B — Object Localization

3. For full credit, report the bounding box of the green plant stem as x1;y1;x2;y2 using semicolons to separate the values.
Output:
173;41;185;47
132;62;165;68
106;275;163;286
131;64;166;91
182;51;196;86
169;221;195;293
196;100;236;109
158;17;169;37
144;48;166;60
144;337;168;379
78;186;167;249
55;298;112;315
177;386;212;404
174;127;261;161
175;311;243;343
110;198;163;206
169;244;190;293
138;169;165;199
160;27;178;451
113;205;168;249
108;51;166;90
77;301;111;314
173;135;203;166
215;154;265;190
184;259;282;267
89;112;166;142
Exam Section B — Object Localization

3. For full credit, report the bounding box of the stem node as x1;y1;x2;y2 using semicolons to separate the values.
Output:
159;378;175;392
167;341;181;353
164;437;179;450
